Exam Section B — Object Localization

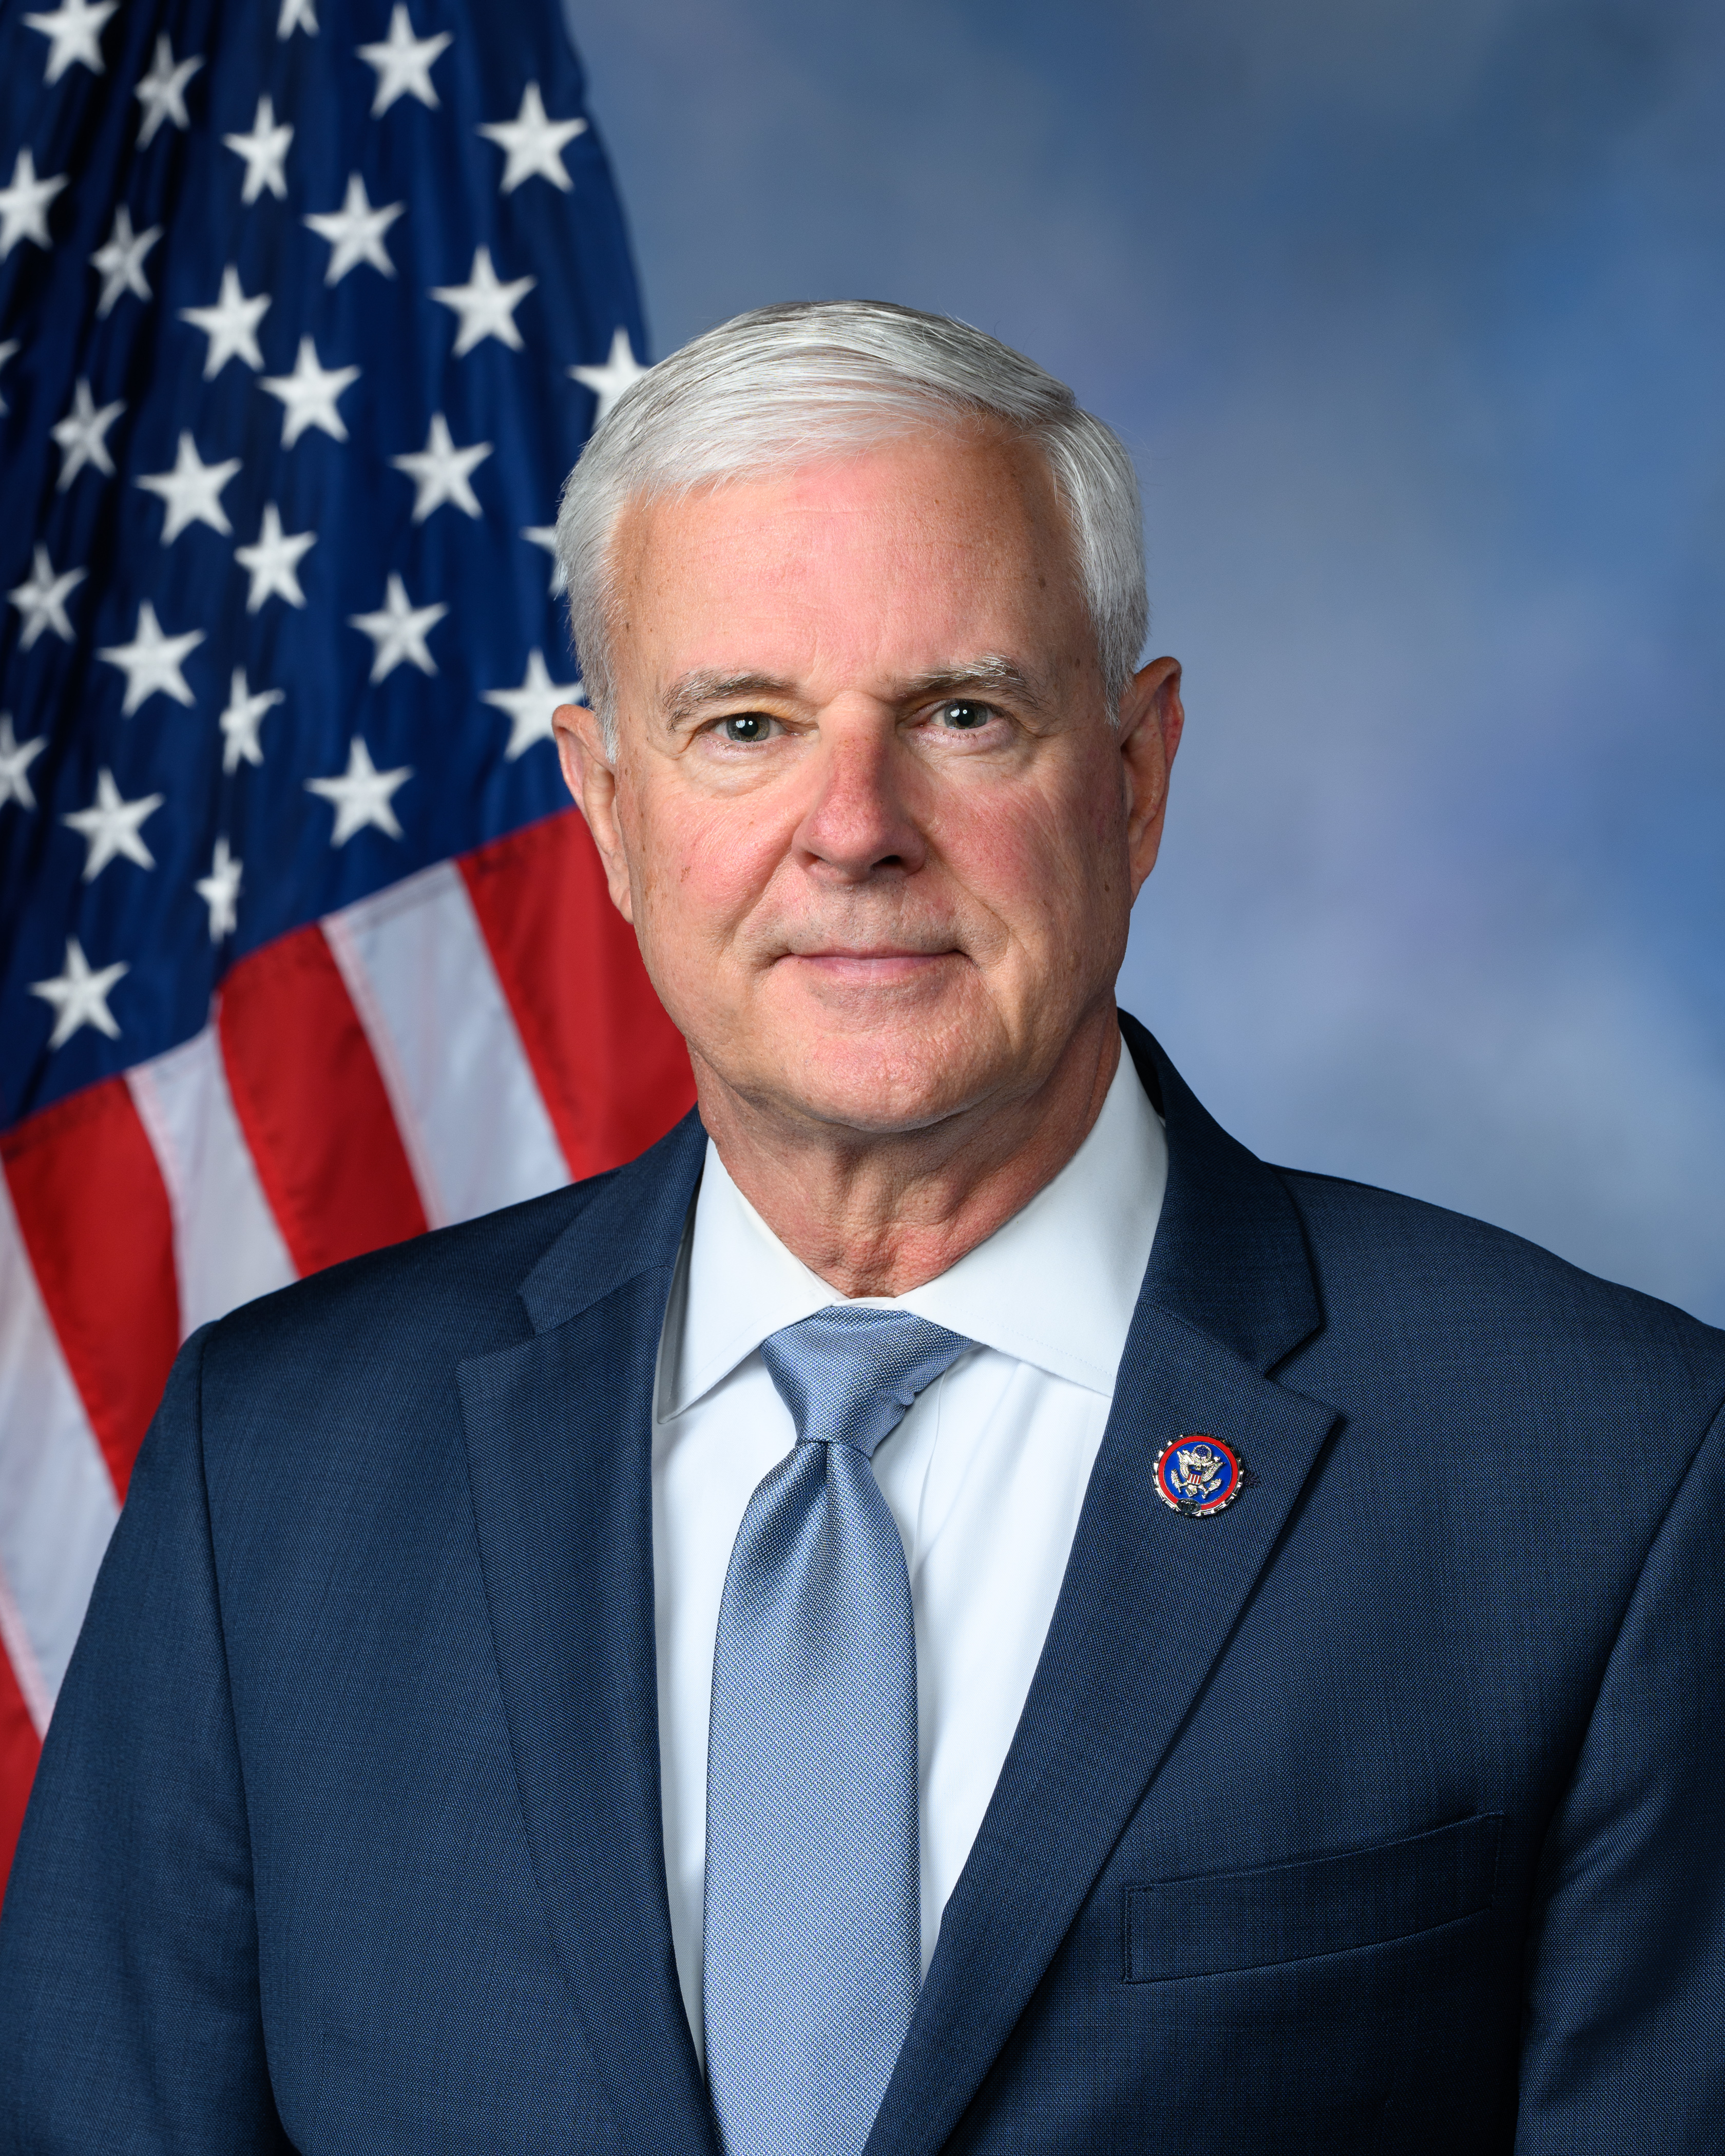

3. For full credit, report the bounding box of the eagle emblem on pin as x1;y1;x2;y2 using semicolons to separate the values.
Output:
1154;1435;1247;1516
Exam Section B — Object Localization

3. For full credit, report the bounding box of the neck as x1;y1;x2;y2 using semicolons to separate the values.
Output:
693;1008;1123;1298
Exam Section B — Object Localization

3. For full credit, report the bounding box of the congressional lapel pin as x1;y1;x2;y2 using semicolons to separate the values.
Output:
1155;1435;1250;1517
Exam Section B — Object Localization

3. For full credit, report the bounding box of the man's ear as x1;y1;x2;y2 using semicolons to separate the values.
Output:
553;700;635;922
1117;656;1184;899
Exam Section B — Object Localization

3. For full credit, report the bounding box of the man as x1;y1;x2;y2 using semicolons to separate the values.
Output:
2;301;1721;2153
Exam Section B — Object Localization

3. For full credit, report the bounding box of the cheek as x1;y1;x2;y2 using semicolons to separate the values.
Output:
622;783;781;948
945;766;1124;950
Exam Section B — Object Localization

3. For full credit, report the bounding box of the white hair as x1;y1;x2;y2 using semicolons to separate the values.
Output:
554;300;1148;749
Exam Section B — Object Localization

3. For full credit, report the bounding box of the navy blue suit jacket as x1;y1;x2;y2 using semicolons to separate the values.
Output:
3;1019;1723;2152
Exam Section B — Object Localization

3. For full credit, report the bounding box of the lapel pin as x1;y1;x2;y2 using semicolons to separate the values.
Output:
1155;1435;1250;1517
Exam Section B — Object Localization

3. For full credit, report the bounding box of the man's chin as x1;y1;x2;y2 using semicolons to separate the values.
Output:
720;1029;1005;1144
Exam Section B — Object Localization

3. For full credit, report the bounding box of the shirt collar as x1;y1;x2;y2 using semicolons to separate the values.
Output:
662;1043;1167;1416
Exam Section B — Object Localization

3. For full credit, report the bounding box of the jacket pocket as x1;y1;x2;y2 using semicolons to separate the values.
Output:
1123;1811;1502;1983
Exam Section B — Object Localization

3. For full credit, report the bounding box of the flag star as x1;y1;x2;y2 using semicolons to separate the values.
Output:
261;335;360;448
52;378;125;488
196;836;243;939
9;544;86;650
483;649;581;761
357;5;451;117
25;0;117;83
62;766;164;880
0;339;17;415
391;412;491;522
347;571;447;681
97;600;204;716
431;246;535;359
136;430;242;543
278;0;316;34
222;93;293;204
179;265;270;378
478;82;587;194
0;149;69;260
569;326;648;426
521;524;565;595
0;715;49;811
135;33;203;148
306;736;411;844
30;937;127;1049
234;504;315;612
90;202;162;318
218;666;284;772
303;173;404;285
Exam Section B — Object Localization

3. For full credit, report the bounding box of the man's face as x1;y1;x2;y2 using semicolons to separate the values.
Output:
556;424;1182;1142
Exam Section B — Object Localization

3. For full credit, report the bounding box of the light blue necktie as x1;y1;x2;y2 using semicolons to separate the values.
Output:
703;1306;973;2156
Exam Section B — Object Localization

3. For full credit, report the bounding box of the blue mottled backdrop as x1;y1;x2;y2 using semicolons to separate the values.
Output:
565;0;1724;1323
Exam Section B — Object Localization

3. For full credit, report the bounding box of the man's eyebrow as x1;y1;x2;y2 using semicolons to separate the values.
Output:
897;655;1047;709
660;670;795;724
657;654;1049;725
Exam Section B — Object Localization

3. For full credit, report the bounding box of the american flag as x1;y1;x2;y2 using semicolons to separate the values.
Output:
0;0;694;1893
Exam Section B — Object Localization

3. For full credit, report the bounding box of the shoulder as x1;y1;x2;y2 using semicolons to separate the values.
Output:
194;1167;621;1396
1271;1163;1725;1417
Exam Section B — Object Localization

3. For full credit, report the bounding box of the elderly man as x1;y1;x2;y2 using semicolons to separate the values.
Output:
1;302;1721;2154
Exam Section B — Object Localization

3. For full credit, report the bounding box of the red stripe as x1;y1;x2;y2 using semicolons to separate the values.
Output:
2;1080;180;1504
461;808;695;1181
218;923;428;1277
0;1645;41;1916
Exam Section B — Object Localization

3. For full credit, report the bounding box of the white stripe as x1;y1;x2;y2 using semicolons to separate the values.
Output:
0;1168;121;1724
128;1025;298;1334
324;860;568;1229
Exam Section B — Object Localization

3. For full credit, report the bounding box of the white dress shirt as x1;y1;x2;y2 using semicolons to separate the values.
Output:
651;1048;1167;2055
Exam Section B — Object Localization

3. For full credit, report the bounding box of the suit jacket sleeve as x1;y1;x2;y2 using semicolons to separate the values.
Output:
0;1326;291;2154
1516;1397;1725;2148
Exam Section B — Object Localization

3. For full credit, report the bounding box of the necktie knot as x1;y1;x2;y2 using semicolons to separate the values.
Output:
759;1306;973;1461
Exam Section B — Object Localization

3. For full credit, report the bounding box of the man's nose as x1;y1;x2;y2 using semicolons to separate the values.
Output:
792;719;928;882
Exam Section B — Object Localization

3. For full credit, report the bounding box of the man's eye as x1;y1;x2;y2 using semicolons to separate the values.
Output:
935;700;993;730
719;714;772;743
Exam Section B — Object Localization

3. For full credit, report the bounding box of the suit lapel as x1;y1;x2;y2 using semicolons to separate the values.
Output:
866;1021;1340;2156
459;1115;717;2156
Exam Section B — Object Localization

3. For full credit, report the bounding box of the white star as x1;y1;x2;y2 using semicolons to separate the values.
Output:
302;172;403;285
0;149;69;260
30;937;127;1050
222;93;293;204
90;202;162;317
390;412;491;522
136;430;241;543
135;33;203;148
97;600;204;716
260;335;360;448
218;666;284;772
306;736;411;845
277;0;316;38
178;265;270;378
62;766;164;880
357;5;451;116
483;649;582;761
24;0;117;83
0;715;48;812
521;524;566;595
431;246;535;359
569;326;648;426
477;81;587;194
51;378;124;488
347;571;447;682
0;339;17;415
195;836;242;939
8;544;86;650
234;504;315;613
